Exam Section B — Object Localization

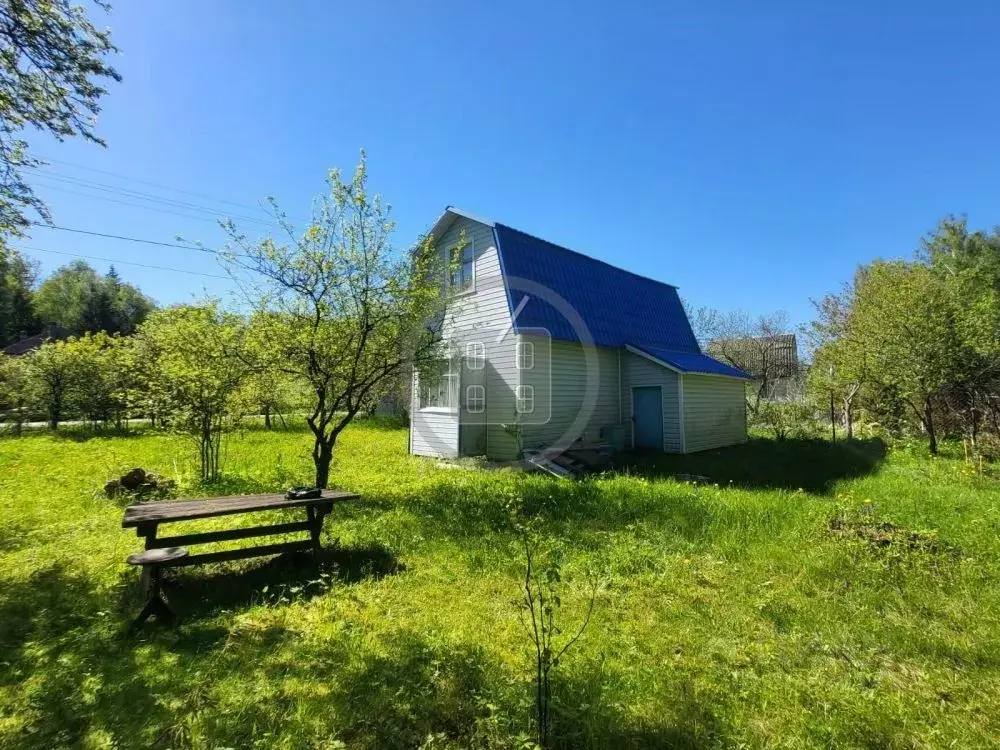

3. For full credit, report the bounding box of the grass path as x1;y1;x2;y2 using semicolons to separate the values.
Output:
1;422;998;748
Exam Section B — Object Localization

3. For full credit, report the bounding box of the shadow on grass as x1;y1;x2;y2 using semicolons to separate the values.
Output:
0;566;732;748
161;544;404;619
550;666;730;749
0;563;171;748
0;519;33;553
613;437;888;494
335;631;514;747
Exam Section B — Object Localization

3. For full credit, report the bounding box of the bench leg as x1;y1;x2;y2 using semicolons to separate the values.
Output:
129;568;177;634
137;522;159;598
307;505;322;551
139;567;152;598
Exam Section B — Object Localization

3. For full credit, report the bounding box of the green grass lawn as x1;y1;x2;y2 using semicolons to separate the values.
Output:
1;421;999;749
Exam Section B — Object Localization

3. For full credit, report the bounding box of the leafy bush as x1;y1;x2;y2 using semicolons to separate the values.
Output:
751;400;816;440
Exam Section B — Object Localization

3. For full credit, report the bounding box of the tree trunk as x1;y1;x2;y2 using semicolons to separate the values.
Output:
924;400;938;455
313;438;334;489
49;396;60;431
844;398;854;440
263;404;272;430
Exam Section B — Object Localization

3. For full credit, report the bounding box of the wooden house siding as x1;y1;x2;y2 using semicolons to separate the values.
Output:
410;408;459;457
411;215;520;460
682;375;747;452
519;337;621;450
621;351;682;452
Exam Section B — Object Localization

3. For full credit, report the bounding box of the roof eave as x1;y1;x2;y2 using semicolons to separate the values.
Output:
426;206;495;242
624;344;752;380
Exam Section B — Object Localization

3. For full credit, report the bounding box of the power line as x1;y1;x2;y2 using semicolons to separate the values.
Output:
32;154;274;215
24;167;277;227
27;181;256;226
33;222;226;253
31;222;255;261
14;245;233;280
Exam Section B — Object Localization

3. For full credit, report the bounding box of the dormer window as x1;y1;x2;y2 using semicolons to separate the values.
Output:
450;240;475;292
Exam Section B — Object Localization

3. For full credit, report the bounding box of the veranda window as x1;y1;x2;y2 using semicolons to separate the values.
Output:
418;361;459;411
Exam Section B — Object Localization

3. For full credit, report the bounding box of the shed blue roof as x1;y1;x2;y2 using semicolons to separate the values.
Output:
494;224;701;353
629;344;752;379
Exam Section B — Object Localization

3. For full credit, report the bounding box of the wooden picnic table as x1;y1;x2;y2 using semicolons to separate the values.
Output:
122;490;359;569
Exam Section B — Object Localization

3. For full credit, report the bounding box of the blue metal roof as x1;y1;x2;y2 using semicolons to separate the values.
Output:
494;224;702;353
629;344;752;379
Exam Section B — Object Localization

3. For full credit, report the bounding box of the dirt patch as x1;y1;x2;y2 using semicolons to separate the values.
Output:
829;517;962;558
104;467;176;501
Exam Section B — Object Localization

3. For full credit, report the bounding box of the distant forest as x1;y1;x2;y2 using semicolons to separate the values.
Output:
0;249;155;346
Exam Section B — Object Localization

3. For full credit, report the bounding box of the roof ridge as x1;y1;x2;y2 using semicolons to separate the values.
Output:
495;223;679;290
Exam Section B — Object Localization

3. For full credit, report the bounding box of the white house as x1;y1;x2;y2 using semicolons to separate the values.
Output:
410;208;751;461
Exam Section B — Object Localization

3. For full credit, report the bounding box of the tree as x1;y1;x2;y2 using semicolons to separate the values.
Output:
23;336;79;428
136;304;247;482
918;215;1000;283
0;351;29;432
234;329;299;430
918;217;1000;446
105;266;152;334
0;0;120;234
221;154;449;488
697;308;797;414
59;331;133;427
847;261;965;454
34;259;153;334
807;287;868;439
0;244;38;345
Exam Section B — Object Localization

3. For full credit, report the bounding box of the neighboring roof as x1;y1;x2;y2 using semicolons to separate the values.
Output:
627;344;752;380
493;223;700;353
1;325;71;356
705;334;798;379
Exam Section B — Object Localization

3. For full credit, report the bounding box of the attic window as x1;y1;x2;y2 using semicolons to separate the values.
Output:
450;240;475;292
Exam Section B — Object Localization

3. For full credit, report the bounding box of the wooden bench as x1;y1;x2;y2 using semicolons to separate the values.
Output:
122;490;359;624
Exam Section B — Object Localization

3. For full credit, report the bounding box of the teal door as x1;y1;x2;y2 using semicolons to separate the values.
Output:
632;387;663;450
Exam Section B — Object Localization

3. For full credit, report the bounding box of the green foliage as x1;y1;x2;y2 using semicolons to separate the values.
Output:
33;260;154;335
0;425;998;747
20;336;81;428
0;0;120;234
0;350;28;431
221;152;449;487
0;244;38;346
135;304;247;481
750;399;816;440
810;217;1000;454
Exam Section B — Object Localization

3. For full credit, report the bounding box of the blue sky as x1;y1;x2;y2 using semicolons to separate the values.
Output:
20;1;1000;330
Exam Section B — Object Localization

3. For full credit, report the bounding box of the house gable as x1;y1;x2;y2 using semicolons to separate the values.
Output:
416;210;520;460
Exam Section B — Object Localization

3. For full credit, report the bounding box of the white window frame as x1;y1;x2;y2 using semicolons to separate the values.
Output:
516;340;534;370
515;385;535;414
466;341;485;369
466;384;485;413
417;361;459;412
449;238;475;294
